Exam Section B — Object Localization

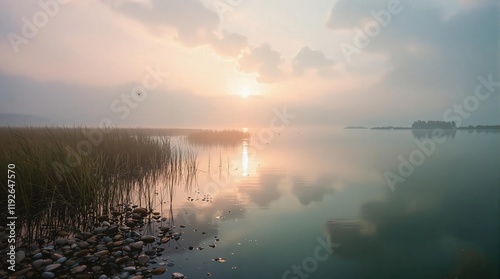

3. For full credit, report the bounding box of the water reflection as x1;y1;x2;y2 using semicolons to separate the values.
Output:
242;140;249;177
164;128;499;279
411;128;456;140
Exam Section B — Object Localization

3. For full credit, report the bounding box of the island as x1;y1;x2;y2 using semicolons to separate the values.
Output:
345;121;499;132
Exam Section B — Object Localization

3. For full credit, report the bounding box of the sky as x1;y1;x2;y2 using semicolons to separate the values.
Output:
0;0;498;128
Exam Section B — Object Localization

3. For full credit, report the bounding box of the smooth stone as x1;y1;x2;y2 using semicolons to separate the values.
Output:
75;249;90;257
44;245;55;251
107;225;119;234
92;266;102;273
33;253;43;260
123;266;136;272
51;253;63;260
115;257;129;265
140;235;155;243
113;235;123;241
137;254;149;265
96;244;107;250
103;236;112;243
123;246;131;252
56;257;67;263
71;265;87;273
113;251;123;257
99;275;108;279
130;241;144;250
42;271;55;279
125;238;135;243
78;241;89;248
171;272;184;278
16;250;26;263
32;259;44;269
95;250;109;257
131;213;141;220
45;263;61;272
132;208;148;217
64;259;77;267
151;268;166;275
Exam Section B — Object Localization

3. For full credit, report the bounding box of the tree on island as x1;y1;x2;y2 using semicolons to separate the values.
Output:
411;120;457;129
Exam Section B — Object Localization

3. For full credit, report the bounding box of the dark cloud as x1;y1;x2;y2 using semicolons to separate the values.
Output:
326;0;499;125
237;44;284;83
292;46;334;76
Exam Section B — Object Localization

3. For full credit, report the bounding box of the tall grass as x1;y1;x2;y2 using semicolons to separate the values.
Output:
0;126;197;244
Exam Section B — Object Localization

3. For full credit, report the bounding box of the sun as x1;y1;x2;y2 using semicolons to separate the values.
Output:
240;87;250;98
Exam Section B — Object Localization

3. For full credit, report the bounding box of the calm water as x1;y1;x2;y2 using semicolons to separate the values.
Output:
157;128;499;279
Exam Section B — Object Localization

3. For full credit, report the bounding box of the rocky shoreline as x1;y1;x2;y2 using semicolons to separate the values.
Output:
0;204;185;279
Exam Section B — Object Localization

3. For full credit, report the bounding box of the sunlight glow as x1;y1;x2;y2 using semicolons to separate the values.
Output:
240;87;250;98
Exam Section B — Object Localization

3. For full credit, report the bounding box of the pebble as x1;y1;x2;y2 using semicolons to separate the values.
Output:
16;250;26;263
45;263;61;272
131;241;144;250
137;254;149;265
42;271;55;279
71;265;87;273
140;235;156;243
151;268;166;275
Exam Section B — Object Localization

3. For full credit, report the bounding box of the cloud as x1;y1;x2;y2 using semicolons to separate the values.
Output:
291;176;335;206
292;46;334;76
326;0;385;30
237;43;285;83
210;30;248;57
107;0;248;56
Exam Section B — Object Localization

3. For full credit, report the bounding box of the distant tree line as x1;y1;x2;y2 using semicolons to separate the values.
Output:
411;120;457;129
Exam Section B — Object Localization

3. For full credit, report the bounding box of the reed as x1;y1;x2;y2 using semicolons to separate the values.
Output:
0;126;197;244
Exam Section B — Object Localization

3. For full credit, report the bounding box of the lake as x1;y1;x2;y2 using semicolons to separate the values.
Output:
156;128;499;279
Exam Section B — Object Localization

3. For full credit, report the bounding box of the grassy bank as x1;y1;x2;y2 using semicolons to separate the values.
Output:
0;126;197;244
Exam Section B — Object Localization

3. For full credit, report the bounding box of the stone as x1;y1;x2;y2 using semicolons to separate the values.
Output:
130;241;144;250
140;235;155;243
16;250;26;263
71;265;87;273
151;268;166;275
45;263;61;272
42;271;55;279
